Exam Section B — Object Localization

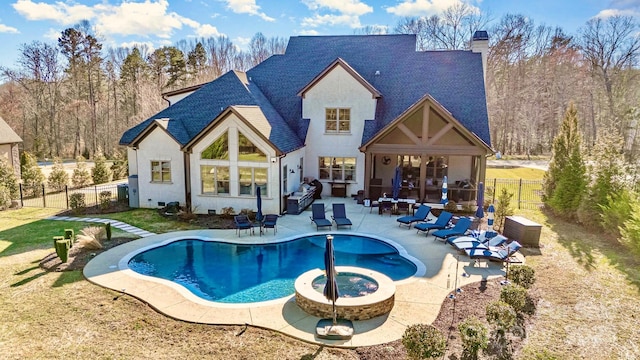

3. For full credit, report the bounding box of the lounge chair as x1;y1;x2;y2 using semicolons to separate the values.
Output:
310;203;332;230
262;214;278;234
432;217;472;241
414;211;453;235
331;203;352;229
465;241;522;266
448;234;508;252
396;205;431;228
234;215;253;236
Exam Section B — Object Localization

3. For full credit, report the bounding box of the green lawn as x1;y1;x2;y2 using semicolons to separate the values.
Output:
486;166;545;180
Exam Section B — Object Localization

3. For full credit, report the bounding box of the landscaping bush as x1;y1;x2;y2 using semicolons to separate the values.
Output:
47;157;69;191
402;324;446;360
99;191;112;211
105;223;112;241
495;188;514;232
72;156;92;188
20;151;45;197
600;189;634;237
92;149;112;184
76;226;105;249
0;157;19;199
458;316;488;360
620;193;640;254
221;207;235;216
486;301;517;334
444;200;458;213
0;184;11;210
110;150;128;180
69;193;86;214
509;265;536;289
500;284;527;313
54;237;71;263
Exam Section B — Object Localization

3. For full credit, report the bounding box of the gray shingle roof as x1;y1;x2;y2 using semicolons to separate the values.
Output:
120;34;490;152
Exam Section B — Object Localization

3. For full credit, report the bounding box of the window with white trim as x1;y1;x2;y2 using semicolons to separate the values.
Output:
318;157;356;181
151;161;171;183
201;165;229;195
325;108;350;133
239;167;268;196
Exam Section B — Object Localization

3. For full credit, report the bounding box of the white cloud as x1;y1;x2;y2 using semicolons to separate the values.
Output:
298;29;319;35
13;0;95;25
385;0;465;17
0;23;19;33
300;0;372;29
120;40;156;53
195;24;222;38
222;0;275;22
234;36;251;50
594;8;639;19
43;27;60;40
302;14;363;28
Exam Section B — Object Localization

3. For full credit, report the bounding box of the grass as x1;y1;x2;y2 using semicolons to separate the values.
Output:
486;167;545;180
2;165;640;358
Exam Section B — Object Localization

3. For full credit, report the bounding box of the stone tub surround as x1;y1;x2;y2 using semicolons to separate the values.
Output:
295;267;396;321
81;199;510;347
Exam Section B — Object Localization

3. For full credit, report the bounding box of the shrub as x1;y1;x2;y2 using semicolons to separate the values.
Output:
110;150;128;180
76;226;105;249
99;191;112;211
458;316;488;360
0;184;11;210
47;157;69;191
444;200;458;212
20;151;45;197
494;188;514;231
54;238;71;263
105;223;112;241
500;284;527;313
620;193;640;254
486;301;517;334
600;189;634;237
401;324;446;360
92;149;112;184
71;156;92;188
0;157;19;199
69;193;86;214
221;207;235;216
509;265;536;289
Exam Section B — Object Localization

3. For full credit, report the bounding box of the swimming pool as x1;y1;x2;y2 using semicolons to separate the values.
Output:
127;234;419;303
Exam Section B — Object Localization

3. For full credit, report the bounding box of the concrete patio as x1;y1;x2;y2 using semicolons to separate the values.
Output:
83;197;513;348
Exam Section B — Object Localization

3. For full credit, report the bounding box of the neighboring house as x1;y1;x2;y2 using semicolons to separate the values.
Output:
0;116;22;180
120;32;493;215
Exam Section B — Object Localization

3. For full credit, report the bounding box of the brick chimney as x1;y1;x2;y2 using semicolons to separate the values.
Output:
471;30;489;83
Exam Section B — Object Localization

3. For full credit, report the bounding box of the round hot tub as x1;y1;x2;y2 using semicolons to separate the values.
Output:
294;266;396;321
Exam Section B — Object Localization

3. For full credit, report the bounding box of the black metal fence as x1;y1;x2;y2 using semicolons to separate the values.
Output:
19;182;128;209
485;178;544;210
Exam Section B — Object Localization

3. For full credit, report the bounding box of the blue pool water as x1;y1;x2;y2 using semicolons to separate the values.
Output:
128;234;417;303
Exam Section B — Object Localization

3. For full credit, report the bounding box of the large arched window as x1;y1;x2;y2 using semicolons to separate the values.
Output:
238;132;267;162
201;131;229;160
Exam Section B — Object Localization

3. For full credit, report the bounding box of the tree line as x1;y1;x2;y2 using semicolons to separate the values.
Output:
1;6;640;166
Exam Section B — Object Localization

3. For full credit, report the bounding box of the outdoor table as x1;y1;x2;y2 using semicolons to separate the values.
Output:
377;198;416;215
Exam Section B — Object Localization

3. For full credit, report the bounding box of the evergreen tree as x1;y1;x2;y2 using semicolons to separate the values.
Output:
110;150;128;180
577;129;627;227
72;156;92;188
91;149;112;184
0;157;19;199
495;188;514;231
20;152;45;197
543;102;587;218
47;157;69;190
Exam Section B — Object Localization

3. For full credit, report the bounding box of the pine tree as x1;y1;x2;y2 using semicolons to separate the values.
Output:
544;102;587;218
91;149;112;184
20;152;45;197
47;157;69;191
72;156;92;188
0;157;19;199
110;150;128;180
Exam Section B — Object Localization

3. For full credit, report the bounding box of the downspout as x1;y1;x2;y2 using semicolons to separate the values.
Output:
162;94;171;107
277;153;287;215
184;151;191;211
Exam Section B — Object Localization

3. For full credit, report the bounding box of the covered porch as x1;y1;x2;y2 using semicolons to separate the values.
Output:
360;96;492;205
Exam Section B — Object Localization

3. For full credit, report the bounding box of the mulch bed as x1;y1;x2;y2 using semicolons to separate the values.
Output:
43;204;533;359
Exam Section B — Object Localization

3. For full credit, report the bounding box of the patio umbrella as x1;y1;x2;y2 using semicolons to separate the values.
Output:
255;186;263;223
486;203;496;238
392;166;402;200
441;175;449;204
323;235;339;325
475;182;484;219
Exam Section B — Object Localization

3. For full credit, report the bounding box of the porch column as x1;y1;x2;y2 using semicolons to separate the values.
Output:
364;151;372;198
419;152;427;202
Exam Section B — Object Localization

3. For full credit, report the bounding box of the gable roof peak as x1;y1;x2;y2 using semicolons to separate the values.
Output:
297;57;382;99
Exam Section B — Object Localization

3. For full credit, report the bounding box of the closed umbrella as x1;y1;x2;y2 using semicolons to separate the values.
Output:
486;203;496;238
392;166;402;200
475;182;484;219
323;235;339;325
255;186;263;223
441;175;449;204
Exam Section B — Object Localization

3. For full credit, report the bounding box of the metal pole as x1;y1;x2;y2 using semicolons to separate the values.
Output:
65;185;69;209
19;183;24;207
42;184;46;208
518;179;522;210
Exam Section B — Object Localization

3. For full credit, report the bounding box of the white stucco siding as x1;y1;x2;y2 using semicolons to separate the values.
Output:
189;113;281;215
135;128;185;208
448;156;472;183
127;147;138;176
0;144;10;162
301;65;376;197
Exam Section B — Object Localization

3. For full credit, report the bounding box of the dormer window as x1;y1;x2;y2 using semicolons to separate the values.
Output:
325;108;350;133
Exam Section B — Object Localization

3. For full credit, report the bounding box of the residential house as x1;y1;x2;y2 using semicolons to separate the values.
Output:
120;32;493;215
0;116;22;180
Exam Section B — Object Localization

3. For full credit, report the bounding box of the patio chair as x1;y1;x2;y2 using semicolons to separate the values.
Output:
379;200;393;216
262;214;279;234
310;203;332;230
331;203;352;229
465;241;522;267
432;217;472;241
447;234;508;252
234;215;253;236
396;205;431;228
396;201;411;216
414;211;453;235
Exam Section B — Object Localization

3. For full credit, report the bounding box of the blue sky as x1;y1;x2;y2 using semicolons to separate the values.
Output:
0;0;635;69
